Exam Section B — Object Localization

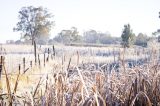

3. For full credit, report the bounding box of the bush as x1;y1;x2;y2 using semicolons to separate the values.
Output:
135;33;148;47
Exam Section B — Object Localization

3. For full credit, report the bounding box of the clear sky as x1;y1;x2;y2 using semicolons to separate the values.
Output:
0;0;160;43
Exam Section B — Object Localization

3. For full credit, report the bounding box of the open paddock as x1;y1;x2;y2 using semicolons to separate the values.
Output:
0;44;159;105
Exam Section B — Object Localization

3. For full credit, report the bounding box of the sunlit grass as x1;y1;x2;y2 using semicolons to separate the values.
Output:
0;44;160;105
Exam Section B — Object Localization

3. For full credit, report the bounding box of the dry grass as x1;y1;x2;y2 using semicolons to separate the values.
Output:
0;44;160;105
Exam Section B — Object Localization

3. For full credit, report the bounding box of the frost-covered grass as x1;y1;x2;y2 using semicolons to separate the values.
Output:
0;44;160;105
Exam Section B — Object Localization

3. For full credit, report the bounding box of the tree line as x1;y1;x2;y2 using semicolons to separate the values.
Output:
52;25;149;47
13;6;153;47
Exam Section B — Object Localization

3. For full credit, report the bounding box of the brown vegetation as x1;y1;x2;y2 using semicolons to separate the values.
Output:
0;44;159;106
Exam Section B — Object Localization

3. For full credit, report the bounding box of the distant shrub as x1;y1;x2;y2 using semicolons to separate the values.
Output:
135;33;148;47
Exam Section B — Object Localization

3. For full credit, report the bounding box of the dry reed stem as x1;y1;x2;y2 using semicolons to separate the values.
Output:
33;77;43;98
3;65;12;105
130;91;152;106
76;67;89;97
13;69;20;94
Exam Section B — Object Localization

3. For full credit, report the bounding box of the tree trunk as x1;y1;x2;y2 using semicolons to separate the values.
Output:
32;36;34;45
34;40;37;65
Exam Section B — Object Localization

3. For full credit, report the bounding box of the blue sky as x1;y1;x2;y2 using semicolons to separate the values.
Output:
0;0;160;43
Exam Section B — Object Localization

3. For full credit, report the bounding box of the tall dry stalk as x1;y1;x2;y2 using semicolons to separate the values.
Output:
76;67;89;97
3;64;12;105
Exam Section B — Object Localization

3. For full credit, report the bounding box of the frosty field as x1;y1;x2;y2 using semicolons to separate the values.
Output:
0;44;159;105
